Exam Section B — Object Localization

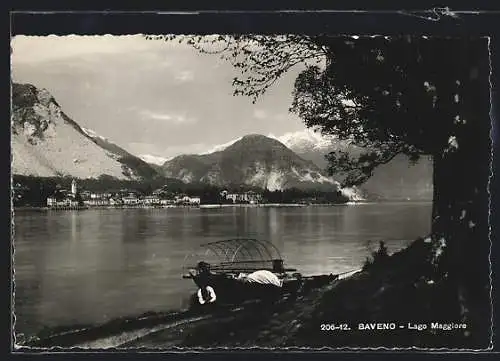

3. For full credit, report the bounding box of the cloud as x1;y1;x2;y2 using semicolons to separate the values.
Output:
253;109;292;122
139;109;197;124
159;60;172;68
175;70;194;82
253;109;267;119
272;113;291;122
11;35;166;64
139;110;173;121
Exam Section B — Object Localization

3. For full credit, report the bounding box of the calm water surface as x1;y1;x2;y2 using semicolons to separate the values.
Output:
14;203;431;336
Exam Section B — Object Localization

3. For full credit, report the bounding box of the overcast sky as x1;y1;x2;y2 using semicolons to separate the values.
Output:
11;35;309;159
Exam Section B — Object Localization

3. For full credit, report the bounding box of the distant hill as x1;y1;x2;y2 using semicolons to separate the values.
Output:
273;129;433;201
160;134;342;192
360;154;433;201
11;82;162;181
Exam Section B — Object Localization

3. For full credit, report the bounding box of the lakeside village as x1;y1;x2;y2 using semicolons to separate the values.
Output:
12;175;351;210
45;179;265;209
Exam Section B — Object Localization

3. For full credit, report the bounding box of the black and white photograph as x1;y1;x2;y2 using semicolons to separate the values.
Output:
10;11;495;352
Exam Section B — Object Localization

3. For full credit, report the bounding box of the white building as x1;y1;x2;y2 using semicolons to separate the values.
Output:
48;198;79;208
84;199;110;207
47;197;57;207
90;192;112;199
109;198;123;206
175;195;201;206
122;196;139;205
226;191;262;204
160;199;175;206
188;197;201;205
143;196;161;205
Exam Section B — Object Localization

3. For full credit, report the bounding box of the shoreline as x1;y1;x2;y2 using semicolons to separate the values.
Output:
18;270;360;348
13;203;333;211
16;236;484;350
13;200;432;212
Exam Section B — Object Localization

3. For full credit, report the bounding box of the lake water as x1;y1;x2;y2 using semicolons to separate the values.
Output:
13;202;432;337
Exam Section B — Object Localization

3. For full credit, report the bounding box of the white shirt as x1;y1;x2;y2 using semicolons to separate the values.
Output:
197;286;216;305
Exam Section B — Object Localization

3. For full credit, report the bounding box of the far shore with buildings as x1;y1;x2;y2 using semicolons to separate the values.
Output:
44;179;265;210
12;178;361;211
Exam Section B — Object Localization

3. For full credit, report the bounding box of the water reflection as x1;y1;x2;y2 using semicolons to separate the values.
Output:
14;203;431;336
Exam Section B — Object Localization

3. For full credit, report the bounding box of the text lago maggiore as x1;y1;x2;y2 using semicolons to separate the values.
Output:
357;322;467;331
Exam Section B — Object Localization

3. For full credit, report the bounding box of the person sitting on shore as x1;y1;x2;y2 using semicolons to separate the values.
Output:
197;284;217;305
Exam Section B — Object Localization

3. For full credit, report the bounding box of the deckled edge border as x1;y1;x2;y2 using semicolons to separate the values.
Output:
9;10;496;353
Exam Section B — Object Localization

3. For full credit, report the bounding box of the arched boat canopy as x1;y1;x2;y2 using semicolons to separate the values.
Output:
189;238;288;274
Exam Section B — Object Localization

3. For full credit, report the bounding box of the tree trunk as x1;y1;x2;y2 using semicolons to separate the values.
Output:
430;39;492;347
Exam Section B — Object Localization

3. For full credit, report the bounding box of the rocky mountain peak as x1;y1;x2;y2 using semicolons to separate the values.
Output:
161;133;340;191
12;83;58;110
11;82;160;180
228;134;288;149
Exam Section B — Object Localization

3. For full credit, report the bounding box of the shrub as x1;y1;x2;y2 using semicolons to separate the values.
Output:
363;241;389;271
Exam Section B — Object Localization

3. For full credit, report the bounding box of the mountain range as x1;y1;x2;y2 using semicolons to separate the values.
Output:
11;82;432;201
151;129;433;200
10;83;346;195
271;130;434;200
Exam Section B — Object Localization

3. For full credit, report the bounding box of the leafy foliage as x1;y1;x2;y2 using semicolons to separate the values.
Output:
262;187;348;204
144;33;491;345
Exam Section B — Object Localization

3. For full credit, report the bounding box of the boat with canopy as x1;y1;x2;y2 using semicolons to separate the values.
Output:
182;238;303;305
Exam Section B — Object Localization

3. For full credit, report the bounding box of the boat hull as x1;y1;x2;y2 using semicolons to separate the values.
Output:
189;273;301;307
